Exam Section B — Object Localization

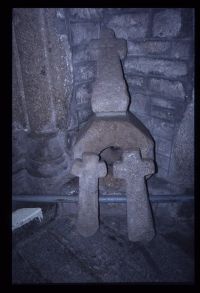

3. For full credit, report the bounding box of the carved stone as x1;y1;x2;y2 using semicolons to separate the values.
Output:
90;28;129;114
113;150;155;242
71;28;156;241
71;153;107;237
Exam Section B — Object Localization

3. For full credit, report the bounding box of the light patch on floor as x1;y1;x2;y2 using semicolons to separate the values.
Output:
12;208;43;231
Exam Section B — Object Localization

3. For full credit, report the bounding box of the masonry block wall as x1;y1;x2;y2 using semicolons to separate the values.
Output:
12;8;194;196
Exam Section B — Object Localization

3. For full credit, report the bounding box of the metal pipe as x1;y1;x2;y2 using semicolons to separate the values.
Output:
12;194;194;203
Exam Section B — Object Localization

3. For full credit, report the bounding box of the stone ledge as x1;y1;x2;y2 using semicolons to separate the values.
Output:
124;57;187;78
152;9;182;38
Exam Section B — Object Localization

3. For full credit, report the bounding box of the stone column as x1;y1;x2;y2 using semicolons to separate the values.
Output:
113;150;155;242
71;153;107;237
13;8;73;194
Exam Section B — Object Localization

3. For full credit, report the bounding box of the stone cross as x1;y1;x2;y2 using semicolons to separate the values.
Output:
113;150;155;242
90;28;129;114
71;153;107;237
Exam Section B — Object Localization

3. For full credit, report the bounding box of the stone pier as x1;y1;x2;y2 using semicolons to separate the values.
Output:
12;8;73;194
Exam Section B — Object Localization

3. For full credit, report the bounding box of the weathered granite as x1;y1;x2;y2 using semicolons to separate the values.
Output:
71;28;156;241
124;57;187;78
71;22;100;46
73;113;154;161
13;8;73;133
153;9;182;38
71;153;107;237
127;40;171;56
171;41;191;60
12;9;75;195
149;78;185;100
168;95;194;192
129;92;150;115
13;9;56;133
105;13;149;40
90;29;129;114
113;150;155;241
26;131;69;179
12;129;27;173
12;23;29;131
69;8;104;21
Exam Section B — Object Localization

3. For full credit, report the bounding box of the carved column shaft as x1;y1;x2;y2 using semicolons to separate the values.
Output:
12;8;73;194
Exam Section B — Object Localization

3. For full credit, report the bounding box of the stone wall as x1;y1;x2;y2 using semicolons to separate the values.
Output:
12;8;194;196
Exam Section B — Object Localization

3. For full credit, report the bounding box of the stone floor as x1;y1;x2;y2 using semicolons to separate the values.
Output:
12;202;194;284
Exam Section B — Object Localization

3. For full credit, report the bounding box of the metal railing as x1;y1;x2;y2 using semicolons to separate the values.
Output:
12;194;194;203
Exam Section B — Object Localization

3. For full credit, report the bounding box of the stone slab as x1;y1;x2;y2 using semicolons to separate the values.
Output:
153;9;182;38
17;230;96;283
48;216;156;282
128;40;171;56
12;251;46;283
71;22;100;46
149;78;185;99
168;97;194;189
124;57;187;78
105;13;149;40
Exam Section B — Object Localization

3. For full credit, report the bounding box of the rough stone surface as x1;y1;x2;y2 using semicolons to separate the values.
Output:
168;97;194;190
153;9;182;38
70;27;156;243
74;62;96;83
156;154;170;172
151;96;177;109
72;44;96;63
124;57;187;78
26;168;70;195
13;9;56;133
151;105;175;122
12;170;28;195
12;8;194;197
13;8;73;133
150;117;175;140
73;113;155;161
12;129;27;173
156;168;168;179
16;231;96;283
171;41;191;59
71;22;100;46
12;207;194;283
156;138;172;157
128;41;171;56
113;150;155;242
12;24;29;130
71;153;107;237
26;131;69;179
12;251;46;283
149;78;185;99
69;8;104;21
105;13;149;40
42;8;73;130
125;76;145;90
129;92;150;115
77;106;93;124
12;8;73;194
90;29;129;113
75;83;92;105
